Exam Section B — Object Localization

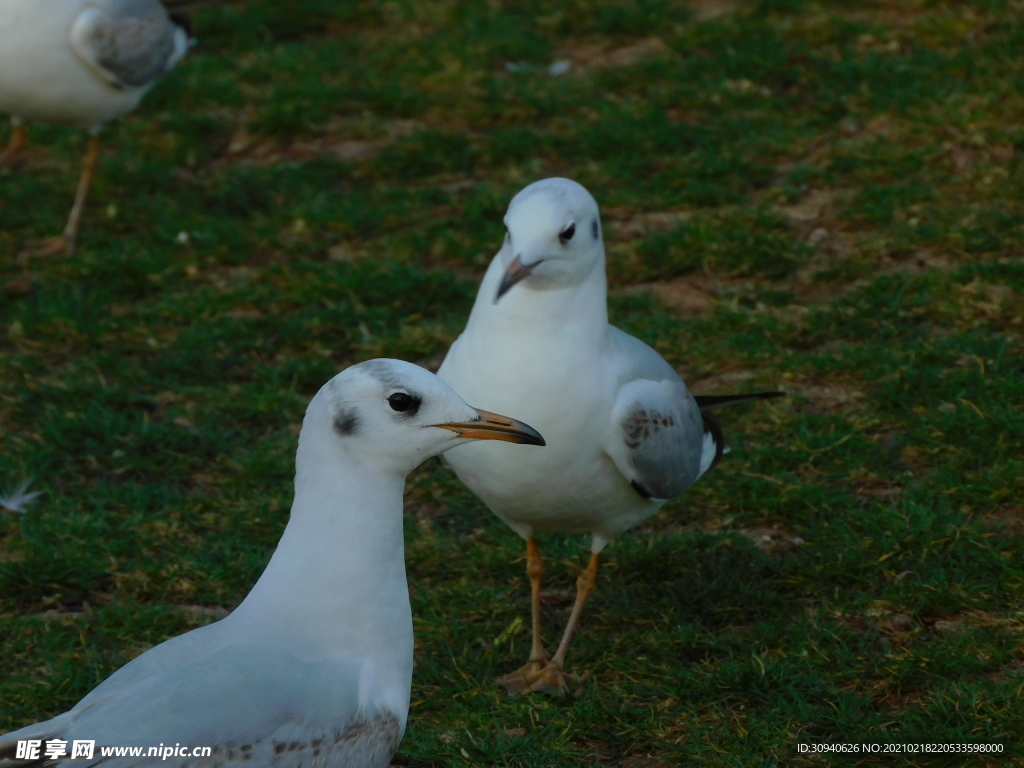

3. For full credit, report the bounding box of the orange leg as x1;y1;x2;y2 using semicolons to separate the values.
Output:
61;132;102;255
525;552;599;695
23;132;101;257
494;536;549;695
0;121;26;169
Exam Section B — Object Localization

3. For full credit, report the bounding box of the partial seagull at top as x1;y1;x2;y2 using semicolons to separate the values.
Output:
0;0;214;255
438;177;783;695
0;358;544;767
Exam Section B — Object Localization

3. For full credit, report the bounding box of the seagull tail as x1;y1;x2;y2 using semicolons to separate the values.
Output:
693;391;785;411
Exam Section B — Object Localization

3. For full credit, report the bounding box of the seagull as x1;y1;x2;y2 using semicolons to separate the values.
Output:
0;0;207;255
438;178;783;695
0;359;545;766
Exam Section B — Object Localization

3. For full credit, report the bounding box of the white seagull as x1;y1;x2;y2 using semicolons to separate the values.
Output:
0;359;544;766
438;178;782;695
0;0;203;255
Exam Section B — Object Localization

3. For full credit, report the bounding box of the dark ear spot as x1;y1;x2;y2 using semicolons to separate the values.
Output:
333;408;359;436
591;218;600;240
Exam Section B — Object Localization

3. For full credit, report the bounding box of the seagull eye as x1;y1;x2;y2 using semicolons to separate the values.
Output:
559;223;576;243
387;393;415;412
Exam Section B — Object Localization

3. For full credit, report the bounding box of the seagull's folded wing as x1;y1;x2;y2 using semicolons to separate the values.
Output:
0;643;397;768
606;377;705;501
70;0;189;90
600;326;705;501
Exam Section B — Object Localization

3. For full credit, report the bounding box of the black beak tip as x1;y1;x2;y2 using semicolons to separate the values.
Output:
494;278;513;304
494;256;541;303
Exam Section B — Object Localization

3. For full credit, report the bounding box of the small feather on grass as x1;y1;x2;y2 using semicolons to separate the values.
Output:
0;479;41;513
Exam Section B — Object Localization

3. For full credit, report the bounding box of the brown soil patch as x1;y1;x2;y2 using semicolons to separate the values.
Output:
555;37;675;74
620;275;715;316
982;507;1024;536
690;0;748;21
216;119;425;169
784;378;865;415
738;524;806;553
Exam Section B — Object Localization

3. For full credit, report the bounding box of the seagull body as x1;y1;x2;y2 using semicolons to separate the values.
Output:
440;268;690;546
0;0;192;254
0;0;187;128
0;359;544;766
438;178;782;695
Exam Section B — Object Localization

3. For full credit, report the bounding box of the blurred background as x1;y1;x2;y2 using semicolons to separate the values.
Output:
1;0;1022;763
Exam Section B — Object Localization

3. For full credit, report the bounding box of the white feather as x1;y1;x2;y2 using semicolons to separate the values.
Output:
697;432;717;478
0;479;41;513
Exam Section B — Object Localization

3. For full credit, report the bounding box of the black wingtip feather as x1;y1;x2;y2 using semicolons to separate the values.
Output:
693;391;786;411
631;479;654;500
701;410;726;473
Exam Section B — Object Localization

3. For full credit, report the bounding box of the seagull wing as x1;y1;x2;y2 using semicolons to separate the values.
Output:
0;640;399;768
69;0;189;90
604;328;707;501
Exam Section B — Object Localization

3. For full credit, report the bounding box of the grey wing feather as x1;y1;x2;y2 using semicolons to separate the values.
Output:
614;378;705;500
71;0;188;89
0;643;399;768
605;326;705;500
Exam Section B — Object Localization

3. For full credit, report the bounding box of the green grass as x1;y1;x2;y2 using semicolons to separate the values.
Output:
2;0;1024;764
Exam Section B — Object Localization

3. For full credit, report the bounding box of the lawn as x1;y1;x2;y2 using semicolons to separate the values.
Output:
1;0;1023;764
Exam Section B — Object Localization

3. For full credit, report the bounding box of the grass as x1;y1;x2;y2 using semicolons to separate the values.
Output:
1;0;1023;764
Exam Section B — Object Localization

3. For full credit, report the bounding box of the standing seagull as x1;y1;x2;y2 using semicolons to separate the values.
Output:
0;359;544;767
438;178;782;695
0;0;204;255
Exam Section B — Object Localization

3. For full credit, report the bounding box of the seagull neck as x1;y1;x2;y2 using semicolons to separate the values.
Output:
234;457;411;658
488;254;608;332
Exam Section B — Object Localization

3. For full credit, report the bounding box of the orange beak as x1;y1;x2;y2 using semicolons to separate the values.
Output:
436;408;545;446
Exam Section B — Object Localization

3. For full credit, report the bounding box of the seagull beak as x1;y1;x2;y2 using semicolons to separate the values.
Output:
494;255;542;303
436;409;546;446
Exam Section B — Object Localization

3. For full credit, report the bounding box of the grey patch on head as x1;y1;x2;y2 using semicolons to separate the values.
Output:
592;217;600;240
356;359;405;390
333;407;359;436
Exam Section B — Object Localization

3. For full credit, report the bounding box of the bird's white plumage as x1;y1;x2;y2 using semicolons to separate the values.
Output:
698;431;718;478
0;360;520;768
0;0;187;129
439;178;706;552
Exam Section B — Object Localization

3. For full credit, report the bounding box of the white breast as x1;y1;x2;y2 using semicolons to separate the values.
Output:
440;323;654;542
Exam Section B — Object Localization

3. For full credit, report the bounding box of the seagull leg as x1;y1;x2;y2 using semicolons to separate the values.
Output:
526;552;599;696
22;132;101;257
494;535;549;695
0;121;26;169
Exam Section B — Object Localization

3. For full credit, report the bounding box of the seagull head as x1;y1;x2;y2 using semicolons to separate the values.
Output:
300;359;545;475
494;178;603;302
